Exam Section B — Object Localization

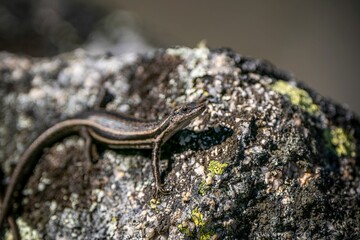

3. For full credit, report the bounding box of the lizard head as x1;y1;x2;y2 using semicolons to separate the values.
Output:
160;101;206;142
171;101;206;126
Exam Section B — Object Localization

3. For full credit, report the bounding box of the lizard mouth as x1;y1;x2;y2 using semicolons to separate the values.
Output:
188;101;206;117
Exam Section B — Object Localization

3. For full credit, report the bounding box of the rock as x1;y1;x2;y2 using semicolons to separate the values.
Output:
0;46;359;239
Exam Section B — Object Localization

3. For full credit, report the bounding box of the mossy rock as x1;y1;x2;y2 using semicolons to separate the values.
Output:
0;47;359;239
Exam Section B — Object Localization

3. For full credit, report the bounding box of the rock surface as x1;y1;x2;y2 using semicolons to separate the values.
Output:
0;47;359;239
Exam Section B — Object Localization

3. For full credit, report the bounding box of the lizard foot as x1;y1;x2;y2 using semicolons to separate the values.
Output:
153;186;171;198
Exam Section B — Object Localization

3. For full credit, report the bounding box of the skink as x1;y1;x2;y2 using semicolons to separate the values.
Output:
0;99;206;238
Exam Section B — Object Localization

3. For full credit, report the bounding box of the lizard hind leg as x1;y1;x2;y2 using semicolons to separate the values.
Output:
80;127;99;164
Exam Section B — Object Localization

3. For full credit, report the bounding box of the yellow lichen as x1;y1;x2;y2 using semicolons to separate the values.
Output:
198;180;211;196
325;127;356;157
190;208;215;239
198;160;228;195
200;231;214;240
111;216;118;223
178;223;192;237
271;80;320;116
208;160;228;176
149;198;160;210
191;208;205;227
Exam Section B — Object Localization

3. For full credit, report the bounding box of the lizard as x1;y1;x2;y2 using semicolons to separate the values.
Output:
0;89;206;238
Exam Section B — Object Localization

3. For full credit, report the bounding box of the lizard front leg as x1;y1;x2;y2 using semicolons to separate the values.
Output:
151;141;169;197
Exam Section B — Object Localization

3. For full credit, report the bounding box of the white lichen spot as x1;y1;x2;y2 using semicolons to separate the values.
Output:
194;164;205;177
208;53;236;75
5;218;41;240
264;170;285;193
205;175;214;185
40;176;51;185
50;201;58;213
145;227;156;238
17;114;33;130
166;47;210;70
181;191;191;203
28;88;46;100
92;189;105;203
166;47;211;90
70;193;80;208
281;196;291;205
89;202;98;212
12;68;26;81
113;166;126;181
37;182;46;192
108;216;118;238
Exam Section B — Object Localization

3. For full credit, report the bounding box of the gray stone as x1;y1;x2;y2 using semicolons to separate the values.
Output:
0;46;359;239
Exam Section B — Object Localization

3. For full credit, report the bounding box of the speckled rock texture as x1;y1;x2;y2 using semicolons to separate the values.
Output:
0;47;359;239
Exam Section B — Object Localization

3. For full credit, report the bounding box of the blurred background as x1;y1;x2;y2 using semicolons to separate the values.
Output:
0;0;359;114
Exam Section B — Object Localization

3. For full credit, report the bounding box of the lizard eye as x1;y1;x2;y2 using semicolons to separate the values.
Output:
181;106;189;113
